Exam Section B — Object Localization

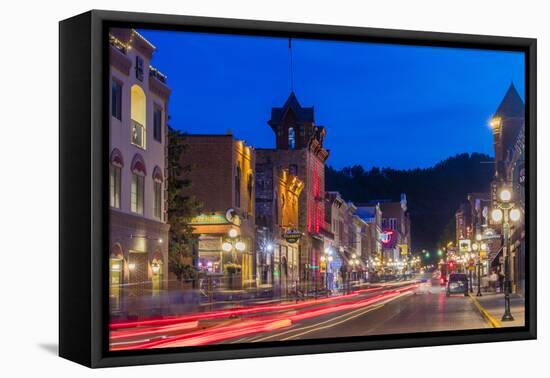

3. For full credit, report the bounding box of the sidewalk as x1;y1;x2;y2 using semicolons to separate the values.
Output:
469;292;525;328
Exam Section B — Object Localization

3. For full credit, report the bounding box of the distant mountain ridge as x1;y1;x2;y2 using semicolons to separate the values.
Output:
325;153;494;252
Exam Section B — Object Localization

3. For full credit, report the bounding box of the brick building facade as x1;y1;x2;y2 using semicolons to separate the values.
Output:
255;152;304;295
178;134;256;288
262;92;330;292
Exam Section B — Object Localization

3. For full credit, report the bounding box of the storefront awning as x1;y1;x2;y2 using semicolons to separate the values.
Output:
489;246;503;266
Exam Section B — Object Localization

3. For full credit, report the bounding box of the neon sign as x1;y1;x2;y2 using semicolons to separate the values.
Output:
380;229;396;247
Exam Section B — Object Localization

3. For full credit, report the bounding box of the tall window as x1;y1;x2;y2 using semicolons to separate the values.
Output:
131;85;146;149
109;164;121;208
131;174;145;214
274;192;279;226
153;106;162;143
135;56;144;81
247;173;254;213
153;181;162;219
288;127;296;149
235;166;241;208
111;80;122;120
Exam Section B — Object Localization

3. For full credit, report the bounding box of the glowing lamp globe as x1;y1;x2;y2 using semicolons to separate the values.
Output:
499;189;512;202
491;208;503;223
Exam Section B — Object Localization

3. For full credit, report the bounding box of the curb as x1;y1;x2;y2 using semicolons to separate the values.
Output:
468;293;502;328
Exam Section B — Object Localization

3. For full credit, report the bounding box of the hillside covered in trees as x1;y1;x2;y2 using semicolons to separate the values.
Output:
325;153;494;252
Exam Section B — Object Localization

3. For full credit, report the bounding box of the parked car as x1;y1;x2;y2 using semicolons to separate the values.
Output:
446;273;469;296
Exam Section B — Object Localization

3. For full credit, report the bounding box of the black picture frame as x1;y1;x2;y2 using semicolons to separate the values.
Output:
59;9;537;368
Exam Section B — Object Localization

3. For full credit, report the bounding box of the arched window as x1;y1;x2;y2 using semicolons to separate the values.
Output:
130;85;146;149
110;243;124;260
288;127;296;149
152;166;163;220
235;166;241;208
109;149;123;209
131;154;146;215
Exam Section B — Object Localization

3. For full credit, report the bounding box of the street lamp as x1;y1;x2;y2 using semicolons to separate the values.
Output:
321;247;334;292
471;235;487;297
349;257;360;286
222;229;246;262
492;185;521;321
222;229;246;290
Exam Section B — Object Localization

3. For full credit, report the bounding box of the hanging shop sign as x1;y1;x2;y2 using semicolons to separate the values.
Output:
225;208;242;225
459;239;471;253
481;228;501;240
189;213;229;225
399;244;408;255
284;229;302;244
518;165;526;187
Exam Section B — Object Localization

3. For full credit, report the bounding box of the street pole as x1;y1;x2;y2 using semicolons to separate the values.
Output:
469;268;473;293
502;215;514;321
476;259;482;297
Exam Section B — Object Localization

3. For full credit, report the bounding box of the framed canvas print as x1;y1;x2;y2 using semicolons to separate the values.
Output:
59;10;536;368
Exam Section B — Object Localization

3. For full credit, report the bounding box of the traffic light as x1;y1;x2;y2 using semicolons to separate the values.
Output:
437;249;443;256
425;252;430;258
449;261;455;269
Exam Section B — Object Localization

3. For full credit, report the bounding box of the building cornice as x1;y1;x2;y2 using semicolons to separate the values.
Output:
110;45;131;76
149;75;171;100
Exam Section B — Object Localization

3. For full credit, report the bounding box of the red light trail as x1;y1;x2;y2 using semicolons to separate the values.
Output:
110;283;419;350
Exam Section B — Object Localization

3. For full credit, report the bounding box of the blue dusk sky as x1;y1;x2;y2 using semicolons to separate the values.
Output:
139;29;525;170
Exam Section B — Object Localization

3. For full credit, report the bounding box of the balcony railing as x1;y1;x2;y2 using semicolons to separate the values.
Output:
131;119;146;149
109;35;127;54
149;65;167;83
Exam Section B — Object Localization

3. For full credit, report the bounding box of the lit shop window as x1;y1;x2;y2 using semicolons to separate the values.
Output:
130;84;146;149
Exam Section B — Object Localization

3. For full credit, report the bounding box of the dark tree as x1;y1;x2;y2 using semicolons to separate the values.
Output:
166;127;202;282
325;153;494;252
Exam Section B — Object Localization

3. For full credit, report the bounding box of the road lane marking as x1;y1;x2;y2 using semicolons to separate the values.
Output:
281;305;384;341
250;291;413;343
281;292;413;341
468;294;502;328
236;304;376;343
